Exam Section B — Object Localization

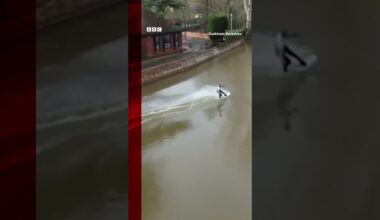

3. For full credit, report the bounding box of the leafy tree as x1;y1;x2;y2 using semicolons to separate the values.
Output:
143;0;185;18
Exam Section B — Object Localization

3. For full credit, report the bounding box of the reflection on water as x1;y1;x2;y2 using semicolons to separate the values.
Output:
203;99;227;119
276;78;301;132
142;45;252;220
216;100;226;117
142;119;192;149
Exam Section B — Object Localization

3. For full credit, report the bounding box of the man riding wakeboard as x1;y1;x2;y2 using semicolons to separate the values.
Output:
275;30;307;72
216;84;227;99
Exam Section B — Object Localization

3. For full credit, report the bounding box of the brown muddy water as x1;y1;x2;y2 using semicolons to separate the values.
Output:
142;45;252;220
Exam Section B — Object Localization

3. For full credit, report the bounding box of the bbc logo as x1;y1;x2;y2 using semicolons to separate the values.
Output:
146;27;162;32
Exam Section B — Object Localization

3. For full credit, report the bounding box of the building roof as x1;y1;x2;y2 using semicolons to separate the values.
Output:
142;7;186;36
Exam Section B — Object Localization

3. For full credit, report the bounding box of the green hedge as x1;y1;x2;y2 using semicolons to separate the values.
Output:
208;15;228;41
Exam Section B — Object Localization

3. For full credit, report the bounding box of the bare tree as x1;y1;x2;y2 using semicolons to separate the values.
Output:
161;0;251;32
243;0;251;31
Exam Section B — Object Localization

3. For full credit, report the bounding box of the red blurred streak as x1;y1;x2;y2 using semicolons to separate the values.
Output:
128;0;142;220
0;0;36;219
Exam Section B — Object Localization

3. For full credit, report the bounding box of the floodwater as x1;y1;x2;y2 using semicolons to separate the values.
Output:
142;45;252;220
35;0;380;219
36;2;251;219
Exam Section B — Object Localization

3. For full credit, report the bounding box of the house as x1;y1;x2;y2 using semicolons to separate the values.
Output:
142;8;186;58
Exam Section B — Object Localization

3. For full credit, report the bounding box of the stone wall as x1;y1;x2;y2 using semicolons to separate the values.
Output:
37;0;126;29
142;39;245;85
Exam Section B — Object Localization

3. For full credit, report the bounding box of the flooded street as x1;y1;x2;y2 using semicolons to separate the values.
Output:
142;45;252;220
37;2;251;219
35;0;380;219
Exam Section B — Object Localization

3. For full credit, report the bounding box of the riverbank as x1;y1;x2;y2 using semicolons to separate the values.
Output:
142;39;246;85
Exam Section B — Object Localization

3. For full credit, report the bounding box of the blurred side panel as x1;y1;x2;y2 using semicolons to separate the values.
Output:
36;1;129;219
0;0;36;219
253;0;380;219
